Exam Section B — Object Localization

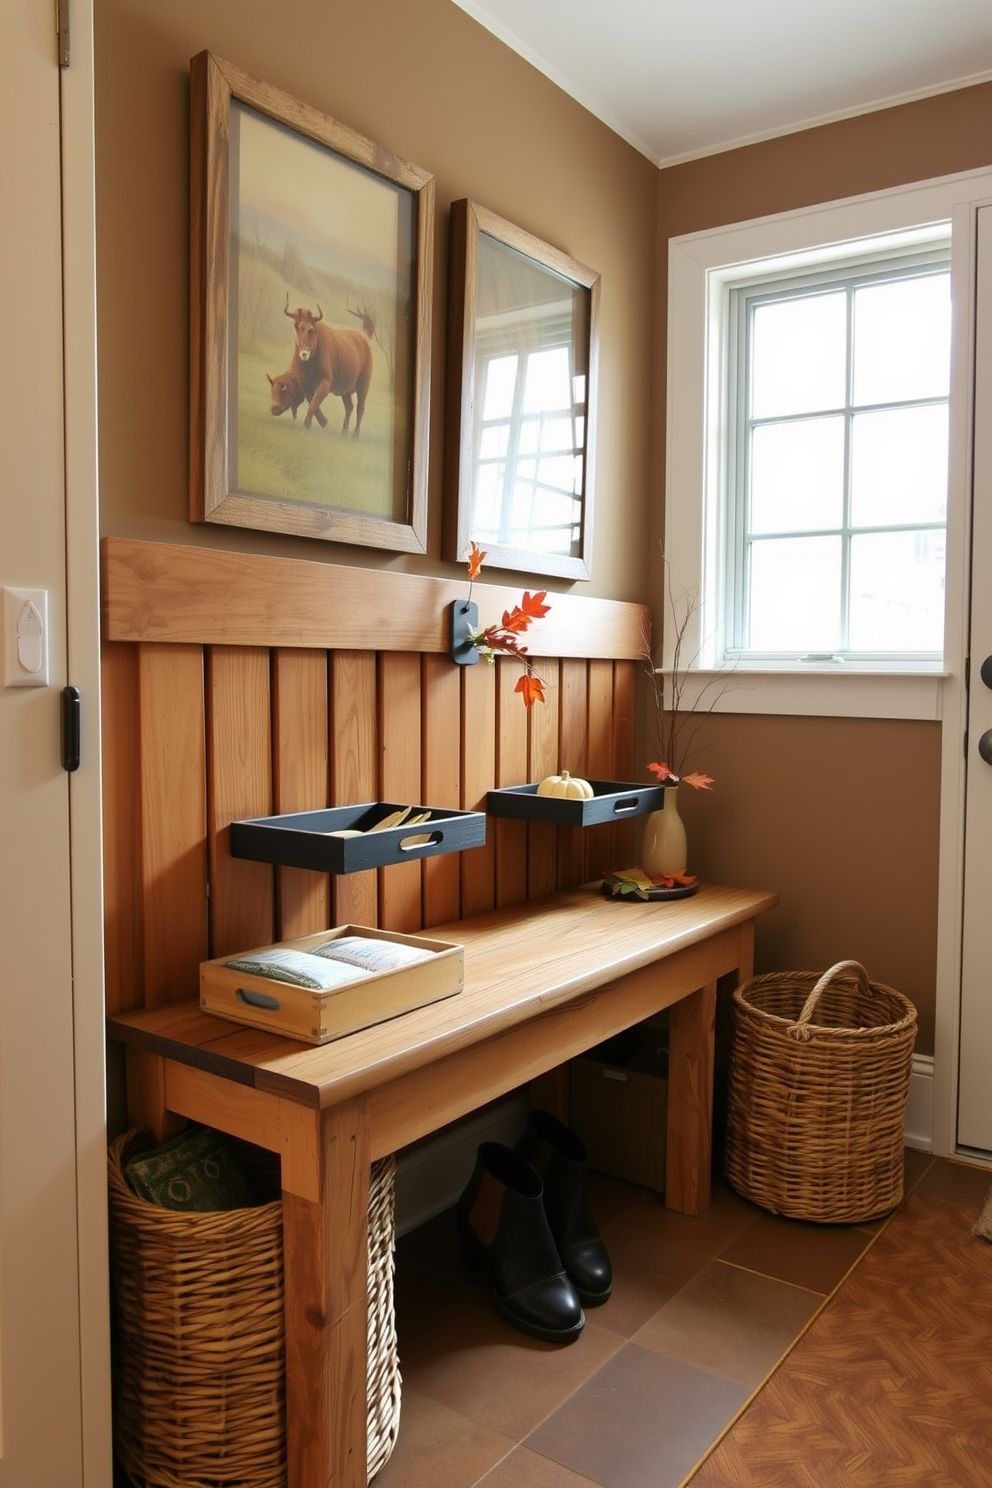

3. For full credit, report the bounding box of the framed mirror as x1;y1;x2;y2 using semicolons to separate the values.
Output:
444;200;599;580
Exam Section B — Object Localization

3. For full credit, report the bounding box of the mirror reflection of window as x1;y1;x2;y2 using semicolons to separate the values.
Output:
470;233;589;559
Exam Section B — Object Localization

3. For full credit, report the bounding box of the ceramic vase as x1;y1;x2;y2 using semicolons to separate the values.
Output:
641;788;687;877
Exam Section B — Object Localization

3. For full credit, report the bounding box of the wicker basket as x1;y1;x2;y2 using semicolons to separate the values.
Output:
724;960;917;1224
109;1128;401;1486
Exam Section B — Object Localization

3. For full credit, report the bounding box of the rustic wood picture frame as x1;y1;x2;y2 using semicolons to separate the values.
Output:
443;199;600;580
189;51;434;552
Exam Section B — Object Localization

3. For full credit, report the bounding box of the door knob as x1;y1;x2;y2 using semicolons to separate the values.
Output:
979;730;992;766
981;656;992;690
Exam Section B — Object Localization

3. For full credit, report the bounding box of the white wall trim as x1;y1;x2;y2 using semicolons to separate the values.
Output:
905;1055;935;1153
658;668;947;722
653;70;992;171
61;2;114;1481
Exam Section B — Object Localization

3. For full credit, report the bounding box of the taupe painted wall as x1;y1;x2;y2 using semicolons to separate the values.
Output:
654;85;992;1053
94;0;658;603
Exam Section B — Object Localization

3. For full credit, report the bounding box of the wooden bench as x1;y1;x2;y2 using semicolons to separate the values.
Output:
109;880;776;1488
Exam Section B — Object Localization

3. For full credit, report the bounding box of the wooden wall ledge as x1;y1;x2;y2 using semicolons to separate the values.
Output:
101;537;650;659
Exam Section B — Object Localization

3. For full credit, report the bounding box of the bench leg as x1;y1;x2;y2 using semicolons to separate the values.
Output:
665;976;716;1216
283;1095;370;1488
123;1047;184;1144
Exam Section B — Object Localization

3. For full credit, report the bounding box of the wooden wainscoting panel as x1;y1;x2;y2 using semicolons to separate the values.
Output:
557;659;590;889
205;646;274;959
495;658;529;909
460;660;497;918
102;536;650;660
378;652;423;934
422;654;462;928
527;657;560;901
102;640;143;1015
272;648;331;939
330;650;378;930
613;659;638;868
100;541;656;1015
586;657;617;882
138;643;209;1005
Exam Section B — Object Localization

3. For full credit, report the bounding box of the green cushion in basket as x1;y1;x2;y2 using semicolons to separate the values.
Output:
124;1125;250;1212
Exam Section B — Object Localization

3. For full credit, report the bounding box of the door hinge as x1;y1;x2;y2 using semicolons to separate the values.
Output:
57;0;70;67
61;685;81;772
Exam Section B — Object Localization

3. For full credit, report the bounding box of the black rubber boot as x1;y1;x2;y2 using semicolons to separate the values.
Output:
456;1142;585;1344
515;1109;613;1305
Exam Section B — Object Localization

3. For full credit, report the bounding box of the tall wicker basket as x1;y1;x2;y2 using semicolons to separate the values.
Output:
724;961;917;1224
109;1128;401;1487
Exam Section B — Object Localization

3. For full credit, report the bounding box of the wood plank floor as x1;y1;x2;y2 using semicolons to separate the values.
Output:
686;1157;992;1488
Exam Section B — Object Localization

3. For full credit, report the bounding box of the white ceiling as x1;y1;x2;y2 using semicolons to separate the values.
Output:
451;0;992;167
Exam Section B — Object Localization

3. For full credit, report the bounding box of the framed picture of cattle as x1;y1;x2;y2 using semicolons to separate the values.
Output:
443;199;600;580
189;51;434;551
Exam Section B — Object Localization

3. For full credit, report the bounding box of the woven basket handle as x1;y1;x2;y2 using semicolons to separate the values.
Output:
786;960;872;1042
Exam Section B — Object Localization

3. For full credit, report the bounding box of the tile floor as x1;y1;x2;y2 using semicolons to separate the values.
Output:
375;1147;942;1488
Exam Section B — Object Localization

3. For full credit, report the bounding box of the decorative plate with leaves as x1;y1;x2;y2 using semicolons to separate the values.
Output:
601;867;700;902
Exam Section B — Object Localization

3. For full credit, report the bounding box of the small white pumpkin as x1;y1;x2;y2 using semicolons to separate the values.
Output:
536;770;594;800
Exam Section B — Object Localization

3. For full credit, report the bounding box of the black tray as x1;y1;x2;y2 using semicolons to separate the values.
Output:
230;803;486;874
486;780;668;827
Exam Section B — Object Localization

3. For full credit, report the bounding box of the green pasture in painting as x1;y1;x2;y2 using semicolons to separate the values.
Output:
237;343;402;517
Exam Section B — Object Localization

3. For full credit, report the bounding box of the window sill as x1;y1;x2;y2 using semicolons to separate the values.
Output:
662;668;950;721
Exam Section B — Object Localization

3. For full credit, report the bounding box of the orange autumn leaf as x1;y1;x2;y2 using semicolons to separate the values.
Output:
514;673;545;707
459;570;549;707
647;761;674;781
681;771;715;791
500;606;533;634
520;590;551;620
482;626;527;657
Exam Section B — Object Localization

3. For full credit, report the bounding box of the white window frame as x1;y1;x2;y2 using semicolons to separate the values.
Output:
665;167;992;722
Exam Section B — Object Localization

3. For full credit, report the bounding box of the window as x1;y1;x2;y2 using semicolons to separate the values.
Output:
664;169;992;720
726;250;950;667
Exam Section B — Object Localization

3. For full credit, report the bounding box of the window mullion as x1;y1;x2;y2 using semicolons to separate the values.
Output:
840;283;856;653
729;288;750;654
741;294;753;653
497;355;529;546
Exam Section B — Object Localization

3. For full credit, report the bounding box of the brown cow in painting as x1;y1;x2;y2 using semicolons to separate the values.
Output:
280;295;374;437
266;362;328;427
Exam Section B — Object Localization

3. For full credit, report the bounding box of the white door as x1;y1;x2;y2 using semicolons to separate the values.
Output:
958;206;992;1153
0;1;105;1483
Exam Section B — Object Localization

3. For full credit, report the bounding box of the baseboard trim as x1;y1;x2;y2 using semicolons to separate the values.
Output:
905;1054;934;1152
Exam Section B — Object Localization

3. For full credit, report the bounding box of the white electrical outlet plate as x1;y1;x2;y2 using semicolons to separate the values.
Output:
3;587;49;687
